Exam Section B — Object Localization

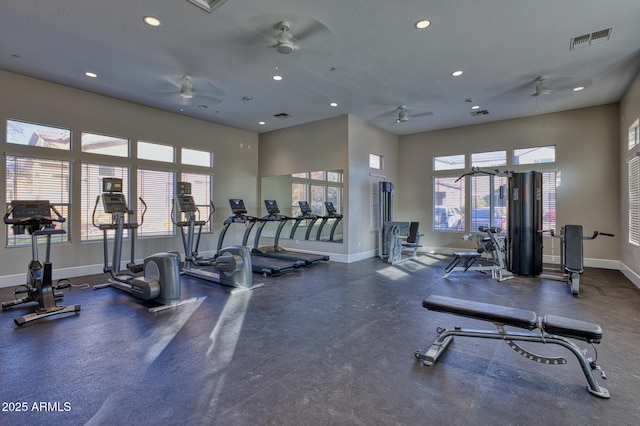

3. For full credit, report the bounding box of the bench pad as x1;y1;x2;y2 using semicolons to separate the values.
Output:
543;314;602;343
422;295;538;329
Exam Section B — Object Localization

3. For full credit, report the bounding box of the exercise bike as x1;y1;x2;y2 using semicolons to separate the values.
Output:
2;200;81;326
92;178;196;312
544;225;614;295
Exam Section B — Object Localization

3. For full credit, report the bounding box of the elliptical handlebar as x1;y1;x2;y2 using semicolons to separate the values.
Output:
138;197;147;226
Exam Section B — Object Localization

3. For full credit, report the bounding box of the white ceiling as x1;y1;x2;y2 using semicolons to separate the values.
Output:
1;1;640;136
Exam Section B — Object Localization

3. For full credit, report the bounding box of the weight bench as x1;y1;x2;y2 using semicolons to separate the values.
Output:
414;295;609;398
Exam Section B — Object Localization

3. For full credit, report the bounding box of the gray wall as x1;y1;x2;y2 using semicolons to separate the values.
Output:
398;104;620;265
257;114;398;260
0;70;258;285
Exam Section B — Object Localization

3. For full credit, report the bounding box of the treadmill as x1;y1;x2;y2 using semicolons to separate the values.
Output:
217;199;303;276
289;201;320;240
314;201;344;242
253;200;329;265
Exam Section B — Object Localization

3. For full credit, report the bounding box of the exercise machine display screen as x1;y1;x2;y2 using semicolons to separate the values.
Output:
325;202;336;214
264;200;280;215
102;177;123;193
10;200;52;220
102;193;129;213
176;181;191;195
299;201;312;215
229;199;247;215
176;195;197;213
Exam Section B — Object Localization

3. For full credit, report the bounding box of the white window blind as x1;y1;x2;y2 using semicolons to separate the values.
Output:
629;156;640;246
137;169;175;237
5;156;70;245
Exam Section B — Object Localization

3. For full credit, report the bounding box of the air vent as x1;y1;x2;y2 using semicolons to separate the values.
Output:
471;110;489;116
273;112;292;119
187;0;228;13
570;27;613;50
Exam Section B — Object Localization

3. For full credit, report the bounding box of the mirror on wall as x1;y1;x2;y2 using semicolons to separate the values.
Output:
260;170;344;243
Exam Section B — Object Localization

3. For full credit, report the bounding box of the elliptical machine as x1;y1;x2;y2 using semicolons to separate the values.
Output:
92;178;195;312
173;182;257;292
3;200;81;326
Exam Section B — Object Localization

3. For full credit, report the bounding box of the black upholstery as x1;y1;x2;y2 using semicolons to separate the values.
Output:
543;315;602;343
422;295;538;329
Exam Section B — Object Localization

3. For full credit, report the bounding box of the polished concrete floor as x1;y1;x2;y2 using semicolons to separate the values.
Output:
1;254;639;425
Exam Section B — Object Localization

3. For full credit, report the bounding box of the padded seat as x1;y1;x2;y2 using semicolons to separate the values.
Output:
543;315;602;343
422;295;538;329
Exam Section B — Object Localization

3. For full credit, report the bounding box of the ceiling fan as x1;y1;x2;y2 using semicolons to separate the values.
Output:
533;77;552;97
274;21;298;54
394;105;433;123
179;75;195;99
151;74;225;107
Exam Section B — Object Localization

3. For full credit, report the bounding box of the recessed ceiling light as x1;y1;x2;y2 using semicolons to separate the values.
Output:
85;72;98;78
329;102;338;107
471;105;480;110
572;86;585;92
273;75;283;81
414;20;431;29
451;70;464;77
143;16;161;27
258;121;266;125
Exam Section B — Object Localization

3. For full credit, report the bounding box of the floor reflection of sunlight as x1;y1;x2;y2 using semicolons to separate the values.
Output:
199;290;253;420
376;253;450;279
86;297;207;425
143;297;207;364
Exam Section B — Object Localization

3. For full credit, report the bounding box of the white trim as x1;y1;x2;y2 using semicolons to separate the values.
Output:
619;262;640;290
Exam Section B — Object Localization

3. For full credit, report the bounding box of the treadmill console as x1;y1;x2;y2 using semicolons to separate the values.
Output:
229;199;247;215
325;202;336;214
298;201;312;215
264;200;280;215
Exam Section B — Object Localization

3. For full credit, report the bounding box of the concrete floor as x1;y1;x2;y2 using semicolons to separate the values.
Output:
1;254;639;425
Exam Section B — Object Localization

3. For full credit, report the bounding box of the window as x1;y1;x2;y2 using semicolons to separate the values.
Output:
470;175;508;232
82;132;129;157
81;163;129;241
181;172;213;231
291;170;343;216
541;171;557;231
137;169;175;237
629;119;639;151
369;153;382;169
5;156;71;246
7;119;71;150
181;148;213;167
514;146;555;165
291;183;307;217
137;141;174;163
434;154;465;171
471;150;506;168
433;177;465;232
628;156;640;246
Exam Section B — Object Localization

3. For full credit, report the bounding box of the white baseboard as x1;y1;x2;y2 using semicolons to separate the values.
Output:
619;262;640;289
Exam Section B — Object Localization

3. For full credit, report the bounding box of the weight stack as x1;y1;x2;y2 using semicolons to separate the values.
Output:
508;171;543;276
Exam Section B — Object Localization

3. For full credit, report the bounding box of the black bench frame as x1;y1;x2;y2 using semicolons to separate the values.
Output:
414;295;609;398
